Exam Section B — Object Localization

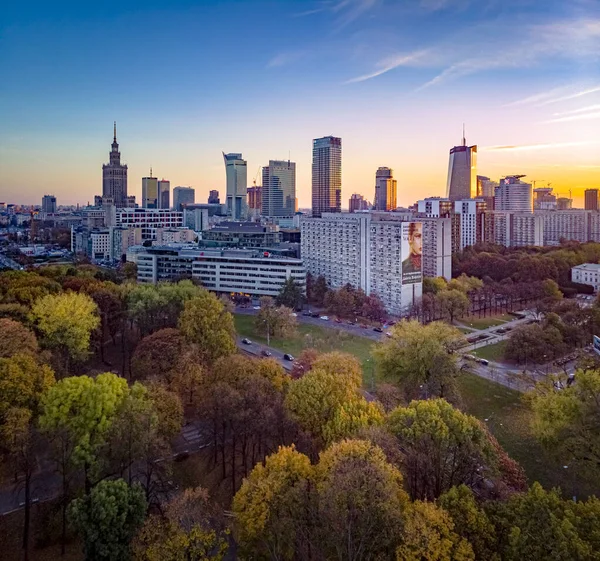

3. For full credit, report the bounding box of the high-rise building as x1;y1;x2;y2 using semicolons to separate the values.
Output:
173;186;195;211
487;212;544;247
312;136;342;217
208;190;220;205
585;189;599;211
556;197;573;211
374;167;397;211
158;180;170;209
495;175;533;213
454;199;487;250
102;122;128;207
223;152;248;220
247;186;262;211
447;131;477;201
349;194;369;212
262;160;296;218
42;195;57;214
534;187;557;210
142;171;158;209
477;175;497;210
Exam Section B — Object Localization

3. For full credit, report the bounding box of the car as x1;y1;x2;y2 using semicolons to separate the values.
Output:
479;359;489;366
386;332;393;338
261;350;272;357
311;312;320;318
241;338;252;345
373;327;383;333
253;306;260;310
284;353;294;361
388;320;396;326
320;315;329;320
302;311;311;316
291;312;297;317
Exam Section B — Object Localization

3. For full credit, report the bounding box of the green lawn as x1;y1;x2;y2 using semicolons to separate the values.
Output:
472;341;507;362
462;314;514;330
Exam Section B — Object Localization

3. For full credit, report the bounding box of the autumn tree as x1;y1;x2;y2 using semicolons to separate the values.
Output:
178;291;236;365
361;293;388;322
254;296;297;343
373;321;465;401
131;328;186;381
69;479;147;561
276;277;305;310
505;322;564;364
0;318;39;358
437;289;470;324
30;291;100;374
387;399;497;500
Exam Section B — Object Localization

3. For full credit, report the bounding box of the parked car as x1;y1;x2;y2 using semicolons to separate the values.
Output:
373;327;383;333
253;306;261;310
303;311;312;316
311;312;320;318
261;349;272;357
479;359;489;366
320;315;329;321
241;338;252;345
284;353;294;361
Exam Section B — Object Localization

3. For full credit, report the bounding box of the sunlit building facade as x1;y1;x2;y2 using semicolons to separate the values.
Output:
374;167;397;211
446;134;477;201
262;160;296;218
312;136;341;217
102;122;128;207
223;152;248;220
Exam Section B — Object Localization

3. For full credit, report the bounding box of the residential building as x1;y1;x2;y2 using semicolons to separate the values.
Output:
312;136;342;217
173;186;195;211
487;212;544;247
572;263;600;292
534;187;557;210
454;199;487;250
208;190;220;205
447;132;477;201
114;208;184;240
417;198;454;218
200;222;282;248
42;195;57;214
247;186;262;211
495;175;533;213
349;194;369;212
142;172;158;208
419;217;453;280
539;210;591;245
374;167;397;211
183;207;210;232
223;152;248;220
102;122;128;207
158;180;170;209
110;226;143;262
155;228;196;245
585;189;599;211
476;175;497;210
262;160;296;217
136;246;305;297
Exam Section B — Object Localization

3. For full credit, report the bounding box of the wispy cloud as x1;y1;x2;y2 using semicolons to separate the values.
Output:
332;0;379;27
544;111;600;124
266;51;306;68
503;85;573;107
553;104;600;116
481;141;595;152
537;85;600;106
345;50;429;83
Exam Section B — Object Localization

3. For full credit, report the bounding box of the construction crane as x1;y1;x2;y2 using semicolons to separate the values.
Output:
253;166;261;187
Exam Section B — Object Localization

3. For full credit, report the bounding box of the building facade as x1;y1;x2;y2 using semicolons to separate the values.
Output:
572;263;600;292
223;152;248;220
173;186;195;211
247;186;262;211
374;167;397;211
102;122;128;207
142;173;158;208
208;190;220;205
487;212;544;247
349;194;369;212
447;134;477;201
495;176;533;213
312;136;342;217
454;199;487;250
42;195;57;214
158;180;170;209
585;189;599;211
183;208;210;232
262;160;296;217
200;222;281;247
114;208;184;240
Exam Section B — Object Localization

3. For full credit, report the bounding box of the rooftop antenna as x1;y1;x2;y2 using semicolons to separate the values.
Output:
462;123;466;146
113;121;117;142
150;166;153;177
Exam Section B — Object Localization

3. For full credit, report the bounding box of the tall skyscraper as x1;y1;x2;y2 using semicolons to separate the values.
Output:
247;186;262;211
374;167;397;211
208;190;220;204
262;160;296;218
173;186;195;211
585;189;599;211
446;130;477;201
42;195;57;214
158;179;170;209
142;170;158;208
223;152;248;220
312;136;341;218
102;122;128;207
495;175;533;213
349;193;368;212
476;175;497;211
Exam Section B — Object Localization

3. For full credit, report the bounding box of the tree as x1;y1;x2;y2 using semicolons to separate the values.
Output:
423;277;448;295
69;479;147;561
322;398;385;444
387;399;496;500
309;275;329;307
178;291;236;365
131;328;186;381
505;323;564;364
528;369;600;478
255;296;297;344
276;277;305;310
30;291;100;374
121;261;138;280
133;487;228;561
396;500;475;561
361;293;388;322
290;348;319;378
233;445;313;560
373;321;465;401
437;289;470;324
0;318;38;358
324;286;357;319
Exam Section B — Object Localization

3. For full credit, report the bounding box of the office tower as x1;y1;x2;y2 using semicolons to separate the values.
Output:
173;186;195;211
247;186;262;211
142;170;158;208
446;130;477;201
42;195;57;214
495;175;533;213
223;152;248;220
585;189;599;211
262;160;296;217
312;136;342;217
349;193;369;212
158;179;170;209
102;122;128;207
374;167;397;211
208;190;220;205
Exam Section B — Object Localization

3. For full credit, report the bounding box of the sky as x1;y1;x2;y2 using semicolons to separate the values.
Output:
0;0;599;208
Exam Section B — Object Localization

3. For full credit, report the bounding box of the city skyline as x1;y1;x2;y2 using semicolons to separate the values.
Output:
1;0;599;207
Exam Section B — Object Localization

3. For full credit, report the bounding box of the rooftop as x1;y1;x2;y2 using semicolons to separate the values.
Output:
573;263;600;272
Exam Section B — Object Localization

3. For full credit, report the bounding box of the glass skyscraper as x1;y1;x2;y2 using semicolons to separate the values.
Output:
374;167;397;211
312;136;341;218
262;160;296;217
446;133;477;201
223;152;248;220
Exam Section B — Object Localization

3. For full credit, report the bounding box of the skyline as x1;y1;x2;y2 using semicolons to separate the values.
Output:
1;0;599;207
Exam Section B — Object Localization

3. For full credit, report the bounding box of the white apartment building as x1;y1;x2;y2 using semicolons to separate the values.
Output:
420;217;453;280
454;199;486;250
488;212;543;247
112;208;184;240
572;263;600;292
89;230;110;260
155;228;196;245
495;176;533;213
539;210;593;245
110;226;142;262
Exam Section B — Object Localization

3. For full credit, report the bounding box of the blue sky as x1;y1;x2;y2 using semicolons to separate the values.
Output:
1;0;599;207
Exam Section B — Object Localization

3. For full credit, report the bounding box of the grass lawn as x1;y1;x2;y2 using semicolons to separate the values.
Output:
472;341;507;362
234;314;377;389
462;313;514;330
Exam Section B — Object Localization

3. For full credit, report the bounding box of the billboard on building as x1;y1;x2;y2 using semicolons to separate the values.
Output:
401;222;423;285
593;335;600;356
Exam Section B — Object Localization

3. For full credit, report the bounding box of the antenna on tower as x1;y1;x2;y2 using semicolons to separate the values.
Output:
113;121;117;142
462;123;466;146
150;167;153;177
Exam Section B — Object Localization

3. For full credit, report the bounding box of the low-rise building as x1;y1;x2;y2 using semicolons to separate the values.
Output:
200;222;282;248
572;263;600;292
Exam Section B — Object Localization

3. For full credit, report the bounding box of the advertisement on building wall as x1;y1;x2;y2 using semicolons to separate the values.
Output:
401;222;423;285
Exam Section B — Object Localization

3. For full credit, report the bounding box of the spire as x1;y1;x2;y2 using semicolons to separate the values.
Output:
113;121;117;143
150;166;153;177
462;123;466;146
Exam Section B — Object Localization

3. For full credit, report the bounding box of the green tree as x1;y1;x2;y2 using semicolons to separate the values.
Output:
505;323;564;364
309;275;329;307
276;277;305;310
69;479;147;561
387;399;496;500
0;318;39;358
373;321;465;401
254;297;297;344
30;291;100;374
322;398;385;444
178;291;236;365
423;277;448;295
437;289;470;324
